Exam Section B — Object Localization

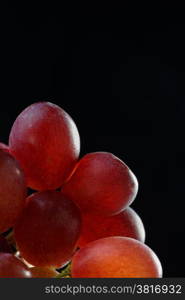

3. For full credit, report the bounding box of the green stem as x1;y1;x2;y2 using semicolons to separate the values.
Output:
56;263;71;278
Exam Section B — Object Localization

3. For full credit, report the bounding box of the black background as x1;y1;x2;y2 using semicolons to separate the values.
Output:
1;6;185;277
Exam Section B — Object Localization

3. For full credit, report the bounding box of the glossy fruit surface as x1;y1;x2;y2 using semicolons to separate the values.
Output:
9;102;80;190
0;253;32;278
14;191;82;268
78;207;145;247
30;267;59;278
72;236;162;278
0;150;26;233
62;152;138;216
0;235;12;253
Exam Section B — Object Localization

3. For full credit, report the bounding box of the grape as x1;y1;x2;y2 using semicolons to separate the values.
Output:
71;236;162;278
78;207;145;247
61;152;138;216
0;142;9;153
0;150;26;233
30;267;59;278
14;191;82;268
0;253;32;278
9;102;80;190
0;235;12;253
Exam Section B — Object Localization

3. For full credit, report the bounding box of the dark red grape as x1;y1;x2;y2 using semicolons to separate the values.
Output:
0;150;26;233
9;102;80;190
61;152;138;216
0;253;32;278
14;191;82;268
72;236;162;278
78;207;145;247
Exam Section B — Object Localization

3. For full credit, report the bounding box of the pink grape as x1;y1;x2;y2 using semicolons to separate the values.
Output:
14;191;82;268
72;236;163;278
9;102;80;190
0;150;26;233
62;152;138;216
78;207;145;247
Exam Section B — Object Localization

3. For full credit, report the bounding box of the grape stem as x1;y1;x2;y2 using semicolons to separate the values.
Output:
56;263;71;278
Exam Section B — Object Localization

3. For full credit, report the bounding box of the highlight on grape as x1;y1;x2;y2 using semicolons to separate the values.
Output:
0;102;162;278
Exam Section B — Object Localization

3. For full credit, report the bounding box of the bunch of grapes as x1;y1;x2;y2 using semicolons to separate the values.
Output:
0;102;162;278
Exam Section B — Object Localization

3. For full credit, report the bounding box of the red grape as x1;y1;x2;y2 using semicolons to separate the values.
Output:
0;150;26;233
0;142;9;153
0;253;32;278
14;191;82;268
78;207;145;247
0;235;12;253
61;152;138;216
30;267;59;278
9;102;80;190
72;236;162;278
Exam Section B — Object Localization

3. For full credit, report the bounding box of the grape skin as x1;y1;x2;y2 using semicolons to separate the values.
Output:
0;253;32;278
0;150;26;233
72;236;163;278
78;207;145;247
14;191;82;268
9;102;80;190
0;103;162;279
30;267;59;278
62;152;138;216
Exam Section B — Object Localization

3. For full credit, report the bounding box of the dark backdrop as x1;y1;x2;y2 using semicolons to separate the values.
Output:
1;7;185;277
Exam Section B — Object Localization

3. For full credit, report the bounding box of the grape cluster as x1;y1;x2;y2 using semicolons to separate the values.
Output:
0;102;162;278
